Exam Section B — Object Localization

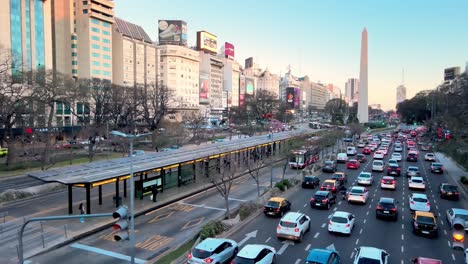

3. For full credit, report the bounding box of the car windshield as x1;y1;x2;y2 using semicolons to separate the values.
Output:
232;257;255;264
416;216;435;225
455;214;468;221
280;221;297;228
432;163;442;167
304;176;316;181
266;201;280;208
443;185;457;191
408;167;419;171
332;174;343;179
331;216;348;223
374;161;383;165
357;257;380;264
192;248;212;259
351;188;364;194
314;195;327;200
413;197;427;203
324;161;333;166
380;202;395;208
360;174;370;178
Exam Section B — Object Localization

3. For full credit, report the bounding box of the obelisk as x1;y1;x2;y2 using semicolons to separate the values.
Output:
358;28;369;123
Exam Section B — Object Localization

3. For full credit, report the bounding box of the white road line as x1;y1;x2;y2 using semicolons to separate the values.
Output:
305;244;311;251
444;230;447;235
265;237;271;243
401;234;404;240
71;243;146;264
368;205;372;209
401;224;404;229
402;208;405;212
359;228;363;234
401;246;404;253
333;207;338;211
440;220;444;226
438;212;441;217
321;223;326;228
338;201;342;205
402;215;405;220
294;259;302;264
452;254;456;261
363;219;367;224
366;211;369;215
228;198;247;202
350;251;355;259
448;241;451;247
314;232;320;239
401;260;404;264
355;238;359;245
303;204;307;207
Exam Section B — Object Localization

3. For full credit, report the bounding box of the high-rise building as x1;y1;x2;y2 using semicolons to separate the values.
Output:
358;28;369;123
222;58;240;107
396;84;406;104
199;52;224;122
52;0;115;80
310;82;328;110
345;78;359;106
112;17;156;87
0;0;53;74
257;68;280;98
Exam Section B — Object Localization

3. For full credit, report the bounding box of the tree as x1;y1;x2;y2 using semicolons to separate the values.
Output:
184;111;206;144
208;153;238;219
275;102;294;124
247;147;270;197
325;98;346;125
245;90;279;126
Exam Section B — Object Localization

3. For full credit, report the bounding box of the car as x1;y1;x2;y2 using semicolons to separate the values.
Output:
368;144;377;151
302;175;320;189
305;248;341;264
321;179;341;193
407;152;418;162
372;160;385;172
322;160;337;173
362;147;372;155
430;162;444;174
386;164;401;176
410;257;442;264
347;186;369;204
409;193;430;212
380;176;396;190
387;159;398;166
346;159;360;169
446;208;468;231
406;166;420;177
465;249;468;264
356;154;367;163
424;153;436;161
394;145;403;152
331;172;347;185
0;147;9;157
336;153;348;163
347;146;357;156
276;212;311;242
376;197;398;220
357;172;373;185
420;145;431;151
231;244;276;264
391;153;402;161
378;147;388;155
263;197;291;217
353;246;389;264
328;211;355;235
412;211;438;237
407;142;416;149
409;176;426;190
188;238;238;264
357;142;366;148
310;191;336;209
439;183;460;200
373;151;384;159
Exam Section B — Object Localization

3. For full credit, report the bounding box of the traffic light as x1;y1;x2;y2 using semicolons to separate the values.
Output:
112;206;129;241
451;217;465;249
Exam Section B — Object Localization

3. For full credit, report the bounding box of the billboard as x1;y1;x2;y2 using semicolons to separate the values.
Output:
286;87;295;108
199;73;210;104
224;42;235;59
245;77;254;95
158;20;187;45
245;57;253;69
239;75;246;106
444;67;460;81
197;31;217;53
294;88;300;108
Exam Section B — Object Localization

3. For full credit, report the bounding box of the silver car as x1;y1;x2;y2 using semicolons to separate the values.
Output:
406;166;420;177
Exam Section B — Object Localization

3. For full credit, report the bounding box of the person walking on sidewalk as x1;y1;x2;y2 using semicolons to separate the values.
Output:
79;203;86;223
151;186;158;202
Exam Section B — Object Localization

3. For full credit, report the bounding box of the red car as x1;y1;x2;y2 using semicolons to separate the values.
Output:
346;159;360;169
362;147;372;155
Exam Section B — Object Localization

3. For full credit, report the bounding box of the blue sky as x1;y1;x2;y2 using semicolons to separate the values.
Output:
115;0;467;110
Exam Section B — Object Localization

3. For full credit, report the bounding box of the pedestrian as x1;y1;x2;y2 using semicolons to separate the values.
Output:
151;186;158;202
79;203;86;223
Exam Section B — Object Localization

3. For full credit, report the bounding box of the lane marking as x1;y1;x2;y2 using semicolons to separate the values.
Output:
448;241;451;247
350;251;355;259
363;219;367;224
333;207;337;211
338;201;342;205
181;217;205;230
294;259;302;264
366;211;369;216
359;228;363;234
314;232;320;239
401;246;404;253
305;244;311;251
401;234;404;240
435;205;439;210
444;230;447;235
136;234;174;251
229;198;247;202
355;238;359;245
265;237;271;243
401;224;404;229
452;254;456;261
321;223;326;228
303;203;307;207
149;211;175;224
71;243;146;263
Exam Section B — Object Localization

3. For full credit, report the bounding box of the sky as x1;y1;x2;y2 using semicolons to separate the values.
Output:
114;0;468;111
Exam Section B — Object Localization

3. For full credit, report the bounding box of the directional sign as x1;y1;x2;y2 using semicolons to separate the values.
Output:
326;243;336;251
238;230;257;247
277;240;294;255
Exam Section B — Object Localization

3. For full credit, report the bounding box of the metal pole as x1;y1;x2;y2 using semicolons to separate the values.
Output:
270;131;274;188
129;139;135;264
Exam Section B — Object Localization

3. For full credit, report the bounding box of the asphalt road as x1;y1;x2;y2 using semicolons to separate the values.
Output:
226;141;467;263
0;176;45;193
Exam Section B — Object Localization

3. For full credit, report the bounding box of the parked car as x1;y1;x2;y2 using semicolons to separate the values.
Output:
430;162;444;174
412;211;438;237
305;248;341;264
410;257;442;264
302;175;320;189
322;160;337;173
276;212;311;242
310;191;336;210
263;197;291;217
353;247;389;264
232;244;276;264
328;211;355;235
188;238;238;264
439;183;460;200
376;197;398;220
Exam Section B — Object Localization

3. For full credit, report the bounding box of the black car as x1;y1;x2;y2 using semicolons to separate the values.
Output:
376;197;398;221
387;164;401;176
439;183;460;200
407;152;418;162
310;191;336;210
302;175;320;189
430;163;444;174
322;160;337;173
263;198;291;217
412;211;438;237
356;154;367;163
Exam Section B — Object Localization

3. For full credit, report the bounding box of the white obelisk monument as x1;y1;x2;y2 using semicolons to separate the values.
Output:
358;28;369;123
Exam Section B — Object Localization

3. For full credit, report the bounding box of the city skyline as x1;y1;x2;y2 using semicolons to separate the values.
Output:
114;0;468;110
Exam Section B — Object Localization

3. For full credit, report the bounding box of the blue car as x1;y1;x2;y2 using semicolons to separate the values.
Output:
306;248;341;264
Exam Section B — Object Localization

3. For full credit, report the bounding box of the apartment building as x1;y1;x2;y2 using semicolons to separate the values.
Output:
199;52;224;122
257;69;280;99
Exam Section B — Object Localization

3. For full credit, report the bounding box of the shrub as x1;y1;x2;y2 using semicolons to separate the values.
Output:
239;202;260;221
275;182;285;191
199;220;226;240
282;179;292;188
461;176;468;185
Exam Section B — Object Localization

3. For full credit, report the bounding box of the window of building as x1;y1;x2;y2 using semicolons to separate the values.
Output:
103;63;110;68
92;61;100;66
102;47;111;52
71;44;77;48
91;18;99;25
102;30;110;36
72;52;78;56
71;35;77;40
83;9;88;14
72;61;78;65
82;1;88;5
103;71;111;76
103;54;111;60
102;22;110;28
92;44;100;49
56;102;63;115
91;27;99;33
91;35;100;41
92;69;100;75
72;69;78;74
102;38;110;44
92;52;100;58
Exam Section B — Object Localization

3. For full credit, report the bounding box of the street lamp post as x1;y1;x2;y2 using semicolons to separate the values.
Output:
110;131;151;264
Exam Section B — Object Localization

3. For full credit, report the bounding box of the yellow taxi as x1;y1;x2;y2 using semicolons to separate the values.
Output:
263;197;291;217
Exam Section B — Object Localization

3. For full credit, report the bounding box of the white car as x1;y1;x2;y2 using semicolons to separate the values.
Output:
357;172;373;185
336;153;348;163
381;176;396;190
394;145;403;152
378;147;388;155
391;153;402;161
353;246;389;264
276;212;310;242
347;186;369;204
424;153;436;161
409;176;426;190
373;151;384;159
357;142;366;148
446;208;468;231
328;211;355;235
372;160;385;172
347;147;357;156
232;244;276;264
409;193;431;212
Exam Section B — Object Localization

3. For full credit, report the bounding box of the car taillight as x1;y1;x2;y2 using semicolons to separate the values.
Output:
391;208;397;211
413;222;418;227
345;224;350;227
310;197;315;201
392;180;396;184
276;208;280;212
455;192;460;195
410;201;414;204
277;225;281;230
322;199;328;203
397;168;400;171
381;180;385;183
427;202;430;207
187;253;193;259
376;205;383;210
294;228;299;232
320;186;325;190
332;187;336;191
204;257;214;263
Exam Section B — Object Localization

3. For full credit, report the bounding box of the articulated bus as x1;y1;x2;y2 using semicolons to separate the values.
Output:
289;148;320;169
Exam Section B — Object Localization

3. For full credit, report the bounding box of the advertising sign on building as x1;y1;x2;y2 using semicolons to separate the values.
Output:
245;77;254;95
245;57;253;69
286;87;295;108
199;73;210;104
224;42;235;59
197;31;218;53
239;75;246;106
158;20;187;45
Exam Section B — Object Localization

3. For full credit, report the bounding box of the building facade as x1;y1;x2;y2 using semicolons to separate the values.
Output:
345;78;359;106
112;17;156;87
222;58;240;108
257;69;280;98
310;82;328;110
396;84;406;105
199;52;224;122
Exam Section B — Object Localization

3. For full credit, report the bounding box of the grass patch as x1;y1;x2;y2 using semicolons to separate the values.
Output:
155;238;196;264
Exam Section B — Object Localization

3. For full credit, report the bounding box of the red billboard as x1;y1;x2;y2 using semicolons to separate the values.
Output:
224;42;235;59
199;73;210;104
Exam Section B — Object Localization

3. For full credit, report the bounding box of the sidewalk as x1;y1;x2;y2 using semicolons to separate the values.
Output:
435;152;468;195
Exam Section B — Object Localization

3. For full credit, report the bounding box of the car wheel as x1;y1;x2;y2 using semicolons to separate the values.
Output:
298;232;303;243
233;247;238;257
